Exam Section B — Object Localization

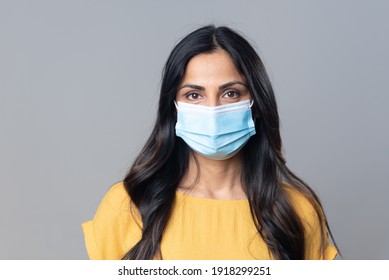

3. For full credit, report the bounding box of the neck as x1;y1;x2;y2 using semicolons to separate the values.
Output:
178;150;247;200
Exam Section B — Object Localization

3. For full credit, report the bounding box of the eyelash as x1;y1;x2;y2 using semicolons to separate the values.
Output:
186;92;202;100
222;90;241;99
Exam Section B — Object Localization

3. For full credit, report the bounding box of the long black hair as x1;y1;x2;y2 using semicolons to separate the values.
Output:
122;25;337;259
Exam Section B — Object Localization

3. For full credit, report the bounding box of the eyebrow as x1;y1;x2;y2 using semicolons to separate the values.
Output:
178;81;247;91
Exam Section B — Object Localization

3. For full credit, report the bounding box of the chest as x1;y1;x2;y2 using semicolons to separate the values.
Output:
159;201;272;259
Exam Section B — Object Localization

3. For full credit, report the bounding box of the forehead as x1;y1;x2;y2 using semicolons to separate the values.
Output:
181;50;245;84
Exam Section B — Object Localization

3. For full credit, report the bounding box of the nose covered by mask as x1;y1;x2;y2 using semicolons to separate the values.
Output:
175;99;256;160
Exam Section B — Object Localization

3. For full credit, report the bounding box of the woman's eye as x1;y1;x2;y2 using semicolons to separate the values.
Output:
223;90;240;99
186;93;201;100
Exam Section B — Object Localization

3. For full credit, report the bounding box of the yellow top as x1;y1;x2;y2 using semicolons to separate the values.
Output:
82;182;337;260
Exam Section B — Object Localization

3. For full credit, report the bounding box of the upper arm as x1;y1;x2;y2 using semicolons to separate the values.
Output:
82;182;139;260
284;185;338;260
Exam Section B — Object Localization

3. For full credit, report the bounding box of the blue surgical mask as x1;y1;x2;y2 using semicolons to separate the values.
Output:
175;100;256;160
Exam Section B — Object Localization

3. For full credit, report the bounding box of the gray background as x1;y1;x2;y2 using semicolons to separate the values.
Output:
1;0;388;259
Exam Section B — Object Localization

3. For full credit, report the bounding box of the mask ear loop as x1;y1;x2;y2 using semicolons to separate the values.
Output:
174;100;178;110
249;99;257;124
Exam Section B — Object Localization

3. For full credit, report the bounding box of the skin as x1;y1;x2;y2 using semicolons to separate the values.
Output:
175;50;251;200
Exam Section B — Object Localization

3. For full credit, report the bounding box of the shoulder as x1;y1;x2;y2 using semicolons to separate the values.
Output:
282;184;322;246
94;181;141;228
98;181;131;212
282;183;338;259
282;183;320;227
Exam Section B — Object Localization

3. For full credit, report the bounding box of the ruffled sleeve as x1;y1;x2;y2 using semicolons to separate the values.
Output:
81;220;101;259
82;182;141;260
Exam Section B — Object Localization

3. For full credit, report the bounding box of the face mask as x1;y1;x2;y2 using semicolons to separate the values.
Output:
175;99;256;160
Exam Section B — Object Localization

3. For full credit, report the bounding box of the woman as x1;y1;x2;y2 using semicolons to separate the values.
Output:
82;25;338;260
